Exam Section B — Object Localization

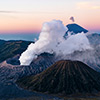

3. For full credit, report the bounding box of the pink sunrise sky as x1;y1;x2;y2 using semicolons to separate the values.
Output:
0;0;100;34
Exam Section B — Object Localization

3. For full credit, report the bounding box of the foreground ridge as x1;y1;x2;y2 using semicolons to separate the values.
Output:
17;60;100;95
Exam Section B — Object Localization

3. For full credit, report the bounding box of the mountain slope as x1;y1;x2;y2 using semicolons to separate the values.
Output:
0;40;31;63
0;52;56;83
0;39;6;46
17;60;100;95
64;23;88;37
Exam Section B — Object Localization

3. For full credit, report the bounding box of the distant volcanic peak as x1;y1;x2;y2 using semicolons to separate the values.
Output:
17;60;100;95
38;52;54;57
66;23;88;34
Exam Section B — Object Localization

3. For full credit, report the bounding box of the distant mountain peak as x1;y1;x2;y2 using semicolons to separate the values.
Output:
64;23;88;37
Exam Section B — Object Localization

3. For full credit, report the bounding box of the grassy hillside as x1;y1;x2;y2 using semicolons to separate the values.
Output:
0;40;32;62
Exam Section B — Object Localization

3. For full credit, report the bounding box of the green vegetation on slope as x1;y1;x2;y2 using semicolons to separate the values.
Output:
0;40;32;62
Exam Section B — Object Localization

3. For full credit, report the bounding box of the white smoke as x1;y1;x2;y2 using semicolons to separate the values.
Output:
19;20;92;65
56;32;92;55
19;20;67;65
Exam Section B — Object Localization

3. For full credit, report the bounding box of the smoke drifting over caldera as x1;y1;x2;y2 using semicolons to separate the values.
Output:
19;20;93;65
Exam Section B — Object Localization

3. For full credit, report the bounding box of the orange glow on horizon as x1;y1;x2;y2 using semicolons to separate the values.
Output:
0;0;99;34
0;9;100;34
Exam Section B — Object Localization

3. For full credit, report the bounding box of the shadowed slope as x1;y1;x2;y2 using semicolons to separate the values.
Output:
64;23;88;37
17;60;100;95
67;24;88;34
0;40;31;63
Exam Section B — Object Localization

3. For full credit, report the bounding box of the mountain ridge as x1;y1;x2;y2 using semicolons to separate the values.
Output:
0;40;32;63
17;60;100;95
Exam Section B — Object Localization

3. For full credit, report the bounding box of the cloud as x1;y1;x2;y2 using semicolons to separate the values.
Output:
76;1;100;10
0;10;64;15
92;6;100;9
19;20;67;65
19;20;92;65
0;11;21;14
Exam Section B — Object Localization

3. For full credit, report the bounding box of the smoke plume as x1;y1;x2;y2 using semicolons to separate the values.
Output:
70;16;75;22
19;20;92;65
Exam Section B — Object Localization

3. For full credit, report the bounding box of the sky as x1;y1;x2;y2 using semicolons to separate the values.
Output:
0;0;100;35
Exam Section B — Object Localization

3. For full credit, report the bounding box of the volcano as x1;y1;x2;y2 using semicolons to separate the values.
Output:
67;23;88;33
17;60;100;95
64;23;88;37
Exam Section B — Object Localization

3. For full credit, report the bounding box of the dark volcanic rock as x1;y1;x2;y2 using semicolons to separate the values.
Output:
0;53;56;99
6;54;20;65
0;52;56;83
17;60;100;95
30;52;55;72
